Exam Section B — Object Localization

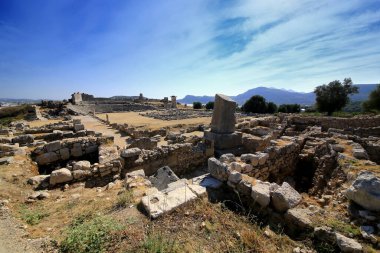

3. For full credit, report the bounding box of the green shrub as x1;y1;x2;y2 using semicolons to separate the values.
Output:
193;102;202;109
114;190;134;209
60;216;122;253
19;205;49;225
205;101;214;110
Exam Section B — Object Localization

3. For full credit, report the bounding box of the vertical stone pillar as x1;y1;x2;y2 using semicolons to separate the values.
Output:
211;94;236;133
171;96;177;108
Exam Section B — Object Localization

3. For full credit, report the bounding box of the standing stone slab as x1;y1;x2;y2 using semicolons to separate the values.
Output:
211;94;236;134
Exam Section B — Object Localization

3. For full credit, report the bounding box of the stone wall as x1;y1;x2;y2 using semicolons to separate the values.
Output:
121;142;211;176
288;115;380;131
32;136;113;166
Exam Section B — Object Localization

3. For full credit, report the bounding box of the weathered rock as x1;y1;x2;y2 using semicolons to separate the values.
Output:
284;208;313;231
352;149;369;160
345;171;380;211
0;157;13;165
335;233;362;253
121;148;141;158
141;185;197;219
272;182;302;212
45;141;61;152
59;148;70;160
208;157;229;181
74;124;85;132
220;153;236;163
70;143;83;157
228;170;242;184
240;154;259;166
27;175;50;185
50;168;73;185
73;160;91;171
210;94;236;134
251;180;271;207
72;170;91;180
35;152;59;165
12;134;34;145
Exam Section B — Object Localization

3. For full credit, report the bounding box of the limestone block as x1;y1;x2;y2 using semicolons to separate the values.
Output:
251;180;271;207
240;154;259;166
59;148;70;160
272;182;302;212
141;185;197;219
73;160;91;171
50;168;73;185
228;170;242;184
335;233;362;253
121;148;142;158
35;152;59;165
210;94;236;134
71;143;83;157
74;124;85;132
27;175;49;185
220;153;236;163
352;149;369;160
72;170;91;180
284;208;313;231
45;141;61;152
345;171;380;211
208;157;229;181
204;131;242;150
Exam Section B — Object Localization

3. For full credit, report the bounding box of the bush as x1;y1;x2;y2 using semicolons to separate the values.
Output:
241;95;278;114
205;101;214;110
241;95;267;113
363;84;380;112
267;102;278;113
60;216;122;253
278;104;301;113
193;102;202;109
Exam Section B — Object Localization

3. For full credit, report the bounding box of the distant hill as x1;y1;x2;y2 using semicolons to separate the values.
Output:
178;84;378;105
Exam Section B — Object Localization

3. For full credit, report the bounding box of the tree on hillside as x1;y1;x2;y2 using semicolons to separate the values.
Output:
267;102;278;113
242;95;267;113
314;78;358;116
193;102;202;109
363;84;380;112
205;101;214;110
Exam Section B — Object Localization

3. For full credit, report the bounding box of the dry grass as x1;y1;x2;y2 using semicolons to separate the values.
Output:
115;198;295;253
97;111;211;130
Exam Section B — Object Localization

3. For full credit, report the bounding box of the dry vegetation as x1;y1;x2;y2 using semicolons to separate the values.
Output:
97;111;211;130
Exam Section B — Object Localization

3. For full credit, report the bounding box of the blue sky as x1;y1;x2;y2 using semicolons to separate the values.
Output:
1;0;380;99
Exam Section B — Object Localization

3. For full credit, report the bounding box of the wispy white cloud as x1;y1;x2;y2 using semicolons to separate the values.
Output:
0;0;379;99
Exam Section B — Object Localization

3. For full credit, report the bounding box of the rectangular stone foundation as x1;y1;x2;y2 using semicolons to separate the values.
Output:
204;131;242;150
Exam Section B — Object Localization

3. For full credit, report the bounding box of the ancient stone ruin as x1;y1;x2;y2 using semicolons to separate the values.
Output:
0;93;379;252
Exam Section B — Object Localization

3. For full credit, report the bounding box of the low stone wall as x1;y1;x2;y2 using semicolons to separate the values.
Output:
117;124;166;138
25;122;74;134
289;115;380;131
328;126;380;138
32;136;113;166
94;102;157;113
217;138;301;184
121;142;211;176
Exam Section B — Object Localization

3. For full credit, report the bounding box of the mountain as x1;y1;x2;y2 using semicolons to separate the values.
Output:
178;84;378;105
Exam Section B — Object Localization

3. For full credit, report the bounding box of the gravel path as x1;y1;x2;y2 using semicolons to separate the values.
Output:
0;205;44;253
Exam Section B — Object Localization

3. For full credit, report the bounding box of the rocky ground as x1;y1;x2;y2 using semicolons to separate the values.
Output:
0;103;379;252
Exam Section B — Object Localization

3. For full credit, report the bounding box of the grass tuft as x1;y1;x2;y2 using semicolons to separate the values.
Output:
60;215;122;253
19;205;49;225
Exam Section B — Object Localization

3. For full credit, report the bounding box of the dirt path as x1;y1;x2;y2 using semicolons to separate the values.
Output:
74;115;128;148
0;206;45;253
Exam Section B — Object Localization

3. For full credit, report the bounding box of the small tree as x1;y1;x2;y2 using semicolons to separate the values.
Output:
314;78;358;116
267;102;278;114
278;104;300;113
363;84;380;112
193;102;202;109
205;101;214;110
242;95;267;113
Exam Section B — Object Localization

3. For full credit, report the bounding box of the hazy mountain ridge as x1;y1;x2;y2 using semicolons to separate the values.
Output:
178;84;378;105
